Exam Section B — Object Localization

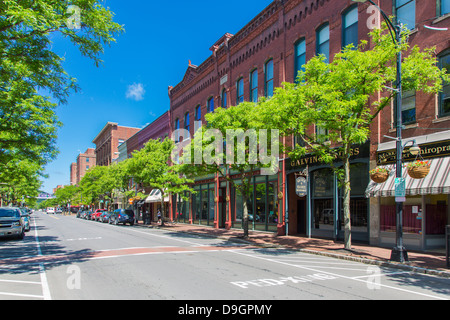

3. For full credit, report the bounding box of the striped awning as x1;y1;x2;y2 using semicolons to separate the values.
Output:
366;157;450;198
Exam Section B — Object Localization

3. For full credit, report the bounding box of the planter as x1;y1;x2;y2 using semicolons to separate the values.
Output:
407;166;430;179
370;172;389;184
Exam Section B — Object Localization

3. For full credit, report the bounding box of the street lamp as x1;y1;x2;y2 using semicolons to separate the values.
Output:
352;0;408;262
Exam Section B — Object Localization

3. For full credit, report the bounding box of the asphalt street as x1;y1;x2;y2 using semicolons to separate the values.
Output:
0;212;449;302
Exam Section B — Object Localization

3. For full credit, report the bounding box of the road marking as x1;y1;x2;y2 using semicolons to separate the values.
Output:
32;217;52;300
66;237;102;242
0;279;41;285
0;291;44;299
230;249;448;300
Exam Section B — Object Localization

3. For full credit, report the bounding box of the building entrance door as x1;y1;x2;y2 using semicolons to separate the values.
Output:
297;199;307;235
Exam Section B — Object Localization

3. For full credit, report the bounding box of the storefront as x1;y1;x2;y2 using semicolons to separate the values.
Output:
366;132;450;250
285;142;371;243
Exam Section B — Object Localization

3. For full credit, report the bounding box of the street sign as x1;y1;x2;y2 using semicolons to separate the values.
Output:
295;176;308;197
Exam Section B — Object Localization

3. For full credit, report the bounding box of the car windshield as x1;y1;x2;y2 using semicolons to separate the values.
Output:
0;208;20;218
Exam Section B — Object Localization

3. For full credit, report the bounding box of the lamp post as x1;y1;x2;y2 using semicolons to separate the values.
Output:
352;0;408;262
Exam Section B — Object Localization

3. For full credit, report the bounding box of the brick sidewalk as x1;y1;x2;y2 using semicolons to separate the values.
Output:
138;222;450;278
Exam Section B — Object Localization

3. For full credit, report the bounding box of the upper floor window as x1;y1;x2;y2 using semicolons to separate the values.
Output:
237;78;244;104
265;59;274;98
401;90;416;124
395;0;416;30
195;105;201;122
316;23;330;63
184;112;190;133
342;6;358;49
440;0;450;16
174;118;180;143
294;39;306;82
439;51;450;117
208;97;214;113
250;69;258;102
221;89;227;108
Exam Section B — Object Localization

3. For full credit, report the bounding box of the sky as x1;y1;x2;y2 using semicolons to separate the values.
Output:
41;0;274;194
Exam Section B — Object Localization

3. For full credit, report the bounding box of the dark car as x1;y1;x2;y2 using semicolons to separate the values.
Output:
99;211;111;223
109;209;135;226
0;207;25;240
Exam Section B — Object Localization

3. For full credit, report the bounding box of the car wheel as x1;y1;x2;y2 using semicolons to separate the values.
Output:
17;230;25;240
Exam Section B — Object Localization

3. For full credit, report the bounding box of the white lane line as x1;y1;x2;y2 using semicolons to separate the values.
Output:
230;249;448;301
32;217;52;300
0;279;41;285
0;291;44;299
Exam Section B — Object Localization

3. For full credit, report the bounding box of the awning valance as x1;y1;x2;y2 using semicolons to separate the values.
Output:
366;157;450;198
145;189;169;203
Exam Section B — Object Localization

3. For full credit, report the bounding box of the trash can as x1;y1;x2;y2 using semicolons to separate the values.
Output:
447;226;450;269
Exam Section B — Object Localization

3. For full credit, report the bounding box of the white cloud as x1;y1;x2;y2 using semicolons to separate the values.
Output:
126;83;146;101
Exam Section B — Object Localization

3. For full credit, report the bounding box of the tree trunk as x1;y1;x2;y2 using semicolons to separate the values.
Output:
242;195;249;239
343;155;352;250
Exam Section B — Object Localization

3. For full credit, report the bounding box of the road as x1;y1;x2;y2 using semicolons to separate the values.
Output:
0;211;449;302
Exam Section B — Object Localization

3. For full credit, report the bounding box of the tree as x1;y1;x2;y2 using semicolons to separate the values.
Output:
180;102;279;238
260;26;448;250
127;138;194;226
0;0;123;179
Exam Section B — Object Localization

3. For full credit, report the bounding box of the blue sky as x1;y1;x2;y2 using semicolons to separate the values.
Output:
41;0;274;193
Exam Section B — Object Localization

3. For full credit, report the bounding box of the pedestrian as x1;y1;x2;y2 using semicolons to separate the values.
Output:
157;209;161;225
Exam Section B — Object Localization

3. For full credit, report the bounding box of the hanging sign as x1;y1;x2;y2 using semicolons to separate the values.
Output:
296;176;308;197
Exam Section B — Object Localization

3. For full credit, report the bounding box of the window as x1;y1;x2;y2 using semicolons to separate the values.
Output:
439;52;450;117
250;69;258;102
208;97;214;113
265;59;274;98
184;112;190;133
221;89;227;108
316;24;330;63
395;0;416;30
195;105;201;122
294;39;306;82
174;118;180;143
441;0;450;15
237;78;244;103
343;6;358;49
402;90;416;124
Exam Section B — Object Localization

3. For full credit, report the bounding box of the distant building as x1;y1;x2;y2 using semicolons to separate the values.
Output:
70;162;77;186
92;122;140;167
76;148;96;184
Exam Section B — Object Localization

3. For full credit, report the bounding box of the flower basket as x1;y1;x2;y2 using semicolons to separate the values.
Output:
406;161;431;179
370;167;390;184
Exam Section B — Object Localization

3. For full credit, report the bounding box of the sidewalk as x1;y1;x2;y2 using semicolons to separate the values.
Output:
137;222;450;278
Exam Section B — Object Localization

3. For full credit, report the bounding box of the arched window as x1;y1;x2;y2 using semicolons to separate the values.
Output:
265;59;274;98
221;89;227;108
237;78;244;104
342;5;358;49
184;112;190;134
207;97;214;113
316;23;330;63
294;39;306;82
250;69;258;102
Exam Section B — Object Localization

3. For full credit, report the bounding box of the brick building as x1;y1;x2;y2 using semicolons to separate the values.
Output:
167;0;450;250
92;122;141;167
70;162;77;186
76;148;96;185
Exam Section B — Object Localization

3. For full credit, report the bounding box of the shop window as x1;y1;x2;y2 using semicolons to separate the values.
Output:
395;0;416;30
439;51;450;117
265;59;274;98
342;5;358;49
381;205;422;234
426;203;448;235
250;69;258;102
316;23;330;63
294;39;306;82
312;169;334;231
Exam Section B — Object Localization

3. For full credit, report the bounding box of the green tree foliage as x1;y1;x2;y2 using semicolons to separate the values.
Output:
260;26;448;249
0;0;123;197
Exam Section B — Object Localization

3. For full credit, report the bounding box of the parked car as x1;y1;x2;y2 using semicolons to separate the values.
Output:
19;208;30;232
46;208;55;214
92;209;107;221
99;211;111;223
0;207;25;240
109;209;135;226
82;210;93;220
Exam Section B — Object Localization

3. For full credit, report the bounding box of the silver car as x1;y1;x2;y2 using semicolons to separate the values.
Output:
0;207;25;240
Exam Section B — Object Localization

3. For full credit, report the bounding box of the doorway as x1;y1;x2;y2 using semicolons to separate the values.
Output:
297;199;307;235
218;187;227;229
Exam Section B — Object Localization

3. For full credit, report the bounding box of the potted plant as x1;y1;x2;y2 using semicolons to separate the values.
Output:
370;167;390;184
406;160;431;179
